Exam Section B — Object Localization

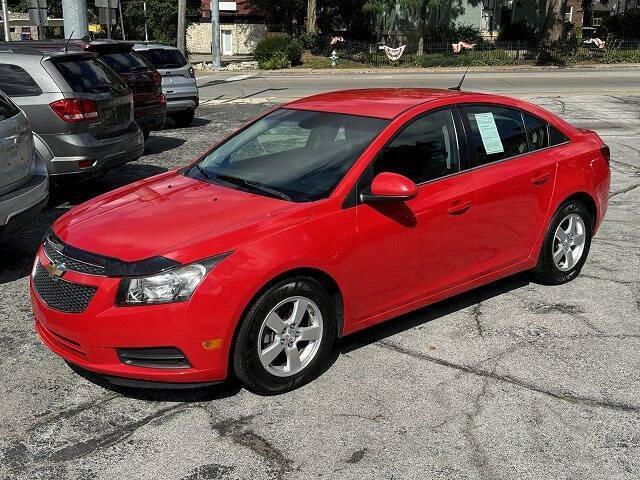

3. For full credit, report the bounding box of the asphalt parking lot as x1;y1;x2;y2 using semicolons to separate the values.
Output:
1;91;639;479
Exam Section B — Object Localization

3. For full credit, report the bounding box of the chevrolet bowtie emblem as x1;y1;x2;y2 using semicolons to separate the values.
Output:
46;262;67;279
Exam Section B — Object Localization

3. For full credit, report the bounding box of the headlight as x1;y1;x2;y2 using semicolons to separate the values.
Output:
116;253;230;305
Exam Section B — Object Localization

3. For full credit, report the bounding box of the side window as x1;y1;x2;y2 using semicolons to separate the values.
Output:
0;64;42;97
373;109;460;184
549;125;568;146
522;112;549;151
463;105;528;165
0;94;20;121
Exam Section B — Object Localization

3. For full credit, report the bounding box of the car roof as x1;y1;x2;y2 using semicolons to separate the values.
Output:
284;88;478;119
132;43;178;51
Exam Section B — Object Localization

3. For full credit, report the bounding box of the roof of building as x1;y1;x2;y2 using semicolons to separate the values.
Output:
284;88;474;119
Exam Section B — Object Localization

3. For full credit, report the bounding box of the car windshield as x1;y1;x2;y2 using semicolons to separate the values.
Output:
186;109;389;202
137;48;187;69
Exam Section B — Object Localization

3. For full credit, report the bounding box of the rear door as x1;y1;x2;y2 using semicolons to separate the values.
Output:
461;104;558;277
0;92;33;194
47;55;133;138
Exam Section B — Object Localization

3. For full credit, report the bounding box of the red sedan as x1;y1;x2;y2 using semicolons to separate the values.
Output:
31;89;610;394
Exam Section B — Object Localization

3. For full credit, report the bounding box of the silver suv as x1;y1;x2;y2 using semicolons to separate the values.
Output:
0;46;144;182
133;43;199;127
0;90;48;240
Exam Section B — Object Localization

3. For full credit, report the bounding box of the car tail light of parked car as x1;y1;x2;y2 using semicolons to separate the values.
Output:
30;89;611;394
49;98;100;123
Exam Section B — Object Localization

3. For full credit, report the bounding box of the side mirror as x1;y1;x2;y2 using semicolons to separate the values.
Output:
361;172;419;203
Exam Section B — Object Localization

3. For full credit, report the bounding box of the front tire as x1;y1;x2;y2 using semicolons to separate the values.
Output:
233;277;336;395
532;200;593;285
171;110;195;128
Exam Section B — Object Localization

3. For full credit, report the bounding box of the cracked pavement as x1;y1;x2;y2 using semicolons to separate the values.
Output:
1;89;639;479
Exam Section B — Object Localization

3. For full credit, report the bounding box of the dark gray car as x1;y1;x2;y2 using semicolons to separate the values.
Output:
133;43;199;127
0;46;144;182
0;90;48;240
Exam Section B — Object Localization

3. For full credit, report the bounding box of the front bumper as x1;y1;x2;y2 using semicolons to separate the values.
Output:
31;247;235;385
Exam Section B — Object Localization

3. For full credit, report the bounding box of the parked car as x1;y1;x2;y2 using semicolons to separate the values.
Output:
0;90;48;240
31;89;610;393
24;39;166;139
0;46;144;183
133;42;198;127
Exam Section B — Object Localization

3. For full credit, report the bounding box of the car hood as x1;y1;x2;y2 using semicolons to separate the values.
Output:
53;171;314;264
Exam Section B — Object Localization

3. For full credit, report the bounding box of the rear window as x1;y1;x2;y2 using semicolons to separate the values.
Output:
99;52;150;74
0;64;42;97
53;57;128;94
0;93;20;120
137;48;187;69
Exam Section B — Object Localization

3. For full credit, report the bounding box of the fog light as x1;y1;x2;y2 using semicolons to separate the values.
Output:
202;338;222;350
78;160;94;169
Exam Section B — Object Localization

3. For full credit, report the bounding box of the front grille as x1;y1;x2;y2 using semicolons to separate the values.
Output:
33;262;97;313
44;239;106;276
117;347;190;369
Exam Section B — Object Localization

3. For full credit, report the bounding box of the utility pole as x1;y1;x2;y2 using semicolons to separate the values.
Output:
105;1;111;39
118;0;125;40
61;0;88;38
143;0;148;41
2;0;11;41
210;0;220;69
177;0;186;53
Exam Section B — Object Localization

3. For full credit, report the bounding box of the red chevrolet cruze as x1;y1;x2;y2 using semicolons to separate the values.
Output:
31;89;610;394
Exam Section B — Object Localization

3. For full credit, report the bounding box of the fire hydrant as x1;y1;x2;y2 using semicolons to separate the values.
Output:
330;50;338;67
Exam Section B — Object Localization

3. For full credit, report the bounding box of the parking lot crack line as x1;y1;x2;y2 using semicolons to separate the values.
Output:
375;340;640;413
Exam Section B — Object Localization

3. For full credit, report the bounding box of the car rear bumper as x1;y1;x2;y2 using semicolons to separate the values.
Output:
166;96;199;114
0;154;49;238
30;247;233;385
43;124;145;176
135;111;166;132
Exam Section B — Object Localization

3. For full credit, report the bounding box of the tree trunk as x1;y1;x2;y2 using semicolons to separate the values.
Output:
542;0;565;46
306;0;317;33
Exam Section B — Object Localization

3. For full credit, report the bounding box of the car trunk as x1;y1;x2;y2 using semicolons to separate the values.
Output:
136;48;193;90
0;96;33;195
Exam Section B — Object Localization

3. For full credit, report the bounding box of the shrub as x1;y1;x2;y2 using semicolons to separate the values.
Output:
413;49;516;68
254;36;303;68
498;20;539;46
258;51;290;70
423;24;482;43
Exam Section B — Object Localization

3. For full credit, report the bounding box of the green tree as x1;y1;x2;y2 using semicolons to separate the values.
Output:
122;0;178;45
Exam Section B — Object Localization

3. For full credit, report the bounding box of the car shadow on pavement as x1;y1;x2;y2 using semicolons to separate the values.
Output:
163;116;211;130
337;273;531;355
143;136;187;155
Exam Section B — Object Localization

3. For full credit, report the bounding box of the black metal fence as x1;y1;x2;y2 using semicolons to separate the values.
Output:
315;37;640;67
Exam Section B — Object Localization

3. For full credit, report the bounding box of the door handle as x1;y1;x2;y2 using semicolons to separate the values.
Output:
531;173;550;185
447;201;472;215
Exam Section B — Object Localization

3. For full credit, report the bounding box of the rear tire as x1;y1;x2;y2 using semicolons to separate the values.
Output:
233;277;336;395
532;200;593;285
171;110;195;128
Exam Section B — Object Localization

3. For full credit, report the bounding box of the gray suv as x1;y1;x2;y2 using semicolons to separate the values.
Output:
0;91;48;240
0;46;144;182
133;43;199;127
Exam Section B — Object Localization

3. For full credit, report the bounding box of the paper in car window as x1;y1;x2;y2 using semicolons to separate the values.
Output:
474;112;504;155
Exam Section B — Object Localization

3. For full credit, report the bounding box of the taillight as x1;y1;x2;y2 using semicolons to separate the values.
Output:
600;144;610;164
49;99;99;123
151;70;162;88
188;66;195;78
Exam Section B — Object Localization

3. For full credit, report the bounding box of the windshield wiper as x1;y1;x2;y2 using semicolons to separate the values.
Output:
192;164;213;180
214;173;291;201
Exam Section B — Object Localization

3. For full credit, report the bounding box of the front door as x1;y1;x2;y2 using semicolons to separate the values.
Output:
350;108;476;323
221;30;233;55
460;104;558;277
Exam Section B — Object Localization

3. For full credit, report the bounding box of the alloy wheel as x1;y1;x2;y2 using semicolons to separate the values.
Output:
552;213;586;272
257;296;323;377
